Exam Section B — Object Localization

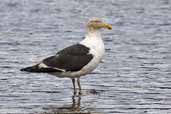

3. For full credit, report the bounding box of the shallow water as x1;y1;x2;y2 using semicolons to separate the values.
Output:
0;0;171;114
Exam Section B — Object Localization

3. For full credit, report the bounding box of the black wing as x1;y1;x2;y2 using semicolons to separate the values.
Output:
21;44;93;72
43;44;93;72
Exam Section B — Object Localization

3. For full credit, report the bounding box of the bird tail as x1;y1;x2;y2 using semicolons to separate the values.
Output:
20;64;62;73
20;65;40;72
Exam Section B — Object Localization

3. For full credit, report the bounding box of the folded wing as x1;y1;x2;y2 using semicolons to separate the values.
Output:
20;44;93;73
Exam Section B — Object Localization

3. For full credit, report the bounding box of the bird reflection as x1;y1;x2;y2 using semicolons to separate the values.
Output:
41;89;103;114
43;95;91;114
57;95;81;113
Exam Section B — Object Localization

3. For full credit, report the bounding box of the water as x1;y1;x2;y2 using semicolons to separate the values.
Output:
0;0;171;114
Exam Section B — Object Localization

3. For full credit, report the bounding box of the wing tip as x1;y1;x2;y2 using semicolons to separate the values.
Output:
20;66;37;72
20;64;64;73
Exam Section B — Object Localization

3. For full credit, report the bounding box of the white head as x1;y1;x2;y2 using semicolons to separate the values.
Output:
87;17;112;30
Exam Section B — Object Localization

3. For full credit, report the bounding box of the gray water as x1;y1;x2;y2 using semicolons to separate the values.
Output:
0;0;171;114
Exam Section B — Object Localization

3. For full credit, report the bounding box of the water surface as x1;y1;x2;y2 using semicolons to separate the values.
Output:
0;0;171;114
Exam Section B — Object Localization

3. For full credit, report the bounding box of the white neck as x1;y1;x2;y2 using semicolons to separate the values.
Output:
80;28;103;45
80;27;105;64
86;28;101;39
80;28;105;57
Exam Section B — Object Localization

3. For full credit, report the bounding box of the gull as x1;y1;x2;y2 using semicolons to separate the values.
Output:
21;17;112;94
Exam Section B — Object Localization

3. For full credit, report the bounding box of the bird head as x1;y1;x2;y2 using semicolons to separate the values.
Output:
87;17;112;30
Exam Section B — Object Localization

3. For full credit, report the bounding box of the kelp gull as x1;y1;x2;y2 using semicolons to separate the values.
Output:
21;17;112;94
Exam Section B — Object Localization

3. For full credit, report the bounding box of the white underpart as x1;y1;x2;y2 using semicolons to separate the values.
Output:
60;29;105;78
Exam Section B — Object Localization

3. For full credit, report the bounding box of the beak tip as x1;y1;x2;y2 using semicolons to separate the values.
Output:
108;25;112;30
104;23;112;30
108;27;112;30
102;22;112;30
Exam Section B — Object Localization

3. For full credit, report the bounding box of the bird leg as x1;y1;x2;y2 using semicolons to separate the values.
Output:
77;77;82;95
72;78;76;95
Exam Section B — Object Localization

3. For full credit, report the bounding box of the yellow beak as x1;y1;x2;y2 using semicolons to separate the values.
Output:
102;23;112;30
